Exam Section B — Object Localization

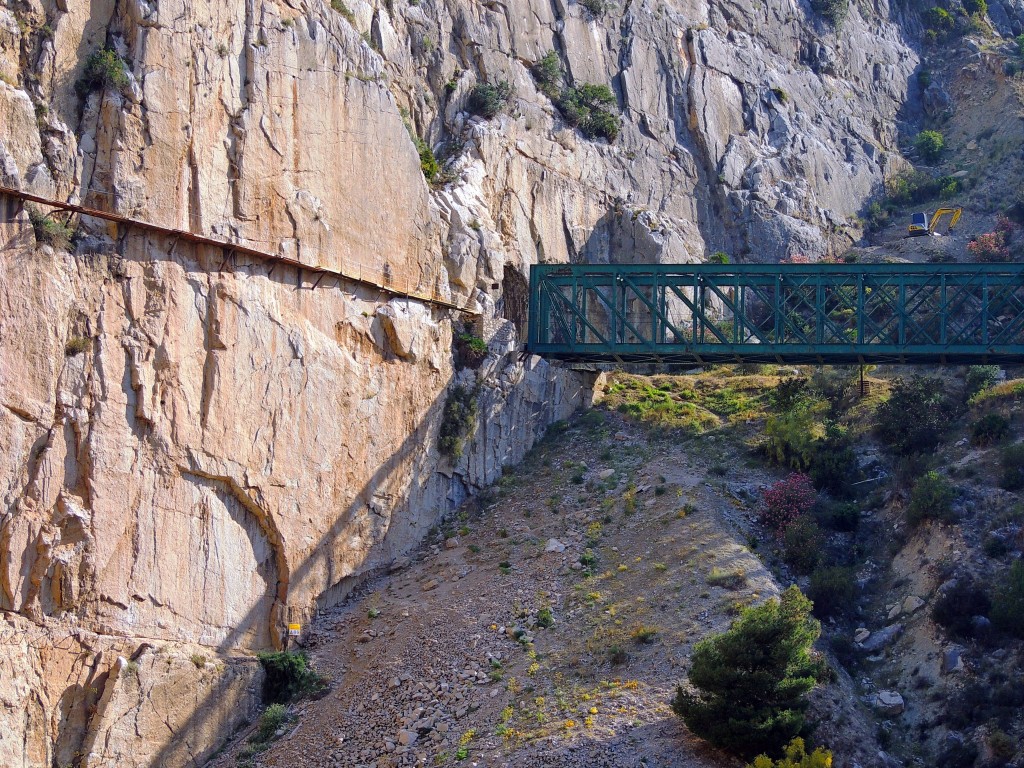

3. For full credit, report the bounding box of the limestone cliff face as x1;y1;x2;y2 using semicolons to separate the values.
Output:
0;0;931;764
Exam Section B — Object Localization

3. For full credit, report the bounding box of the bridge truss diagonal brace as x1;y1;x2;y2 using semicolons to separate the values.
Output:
527;263;1024;365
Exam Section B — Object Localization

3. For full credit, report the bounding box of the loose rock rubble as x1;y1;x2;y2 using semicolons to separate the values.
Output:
208;408;887;768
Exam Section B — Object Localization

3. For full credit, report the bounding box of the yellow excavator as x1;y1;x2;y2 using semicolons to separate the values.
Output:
908;207;962;237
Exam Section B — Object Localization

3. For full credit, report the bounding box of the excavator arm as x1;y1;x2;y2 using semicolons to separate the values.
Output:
928;207;963;234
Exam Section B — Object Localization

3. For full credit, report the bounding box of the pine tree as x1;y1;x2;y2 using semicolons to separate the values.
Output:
672;586;824;759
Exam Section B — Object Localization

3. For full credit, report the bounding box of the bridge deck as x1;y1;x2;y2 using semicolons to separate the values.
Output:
527;263;1024;365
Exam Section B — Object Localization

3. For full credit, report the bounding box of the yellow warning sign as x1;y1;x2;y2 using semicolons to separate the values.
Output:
287;623;301;636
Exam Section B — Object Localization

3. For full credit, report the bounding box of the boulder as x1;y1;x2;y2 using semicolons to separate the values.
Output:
872;690;905;716
859;624;903;652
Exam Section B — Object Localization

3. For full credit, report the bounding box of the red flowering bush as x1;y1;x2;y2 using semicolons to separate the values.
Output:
968;232;1010;262
759;473;817;534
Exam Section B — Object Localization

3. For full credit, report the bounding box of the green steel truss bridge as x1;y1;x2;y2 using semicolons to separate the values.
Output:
526;263;1024;365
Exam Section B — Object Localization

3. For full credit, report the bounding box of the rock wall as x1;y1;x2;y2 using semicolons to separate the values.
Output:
0;0;930;764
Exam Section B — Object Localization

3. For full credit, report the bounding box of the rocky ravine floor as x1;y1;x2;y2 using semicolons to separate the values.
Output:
210;404;879;768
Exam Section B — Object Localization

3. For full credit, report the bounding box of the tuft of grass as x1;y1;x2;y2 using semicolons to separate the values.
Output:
64;336;90;357
631;625;658;644
27;205;74;249
707;567;746;590
331;0;356;23
252;703;289;744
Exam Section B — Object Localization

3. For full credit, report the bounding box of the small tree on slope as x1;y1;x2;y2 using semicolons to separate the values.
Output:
672;586;824;760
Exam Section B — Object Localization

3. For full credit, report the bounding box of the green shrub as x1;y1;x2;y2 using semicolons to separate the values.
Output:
709;251;730;264
914;130;945;164
876;376;948;456
917;69;932;88
971;413;1010;446
810;0;848;27
77;48;130;96
27;205;74;249
671;586;823;759
330;0;356;23
253;703;289;743
963;0;987;15
782;517;824;575
931;579;991;639
1017;34;1024;56
923;6;955;36
579;0;610;15
965;365;1001;401
764;400;856;495
770;378;810;412
885;170;959;206
1000;443;1024;490
990;559;1024;638
906;471;956;525
65;336;90;357
536;607;554;628
989;730;1015;760
439;385;478;459
531;51;561;98
412;136;440;181
467;81;512;119
749;738;833;768
256;651;326;704
815;501;859;532
455;331;487;367
806;566;855;618
556;83;621;142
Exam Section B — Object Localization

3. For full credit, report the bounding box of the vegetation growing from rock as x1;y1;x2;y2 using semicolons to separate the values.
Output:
439;385;479;458
531;51;562;98
999;442;1024;490
971;413;1010;445
806;566;855;618
77;47;130;96
330;0;356;24
529;52;621;141
413;135;440;181
256;651;327;704
763;375;858;496
932;578;992;639
906;471;955;525
760;473;817;535
557;83;620;141
990;559;1024;638
749;738;834;768
913;130;945;163
578;0;611;16
467;81;512;119
27;204;74;249
672;586;823;760
923;6;955;38
876;376;948;456
810;0;849;28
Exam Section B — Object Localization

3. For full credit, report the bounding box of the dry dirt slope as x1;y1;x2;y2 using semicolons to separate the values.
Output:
210;373;880;768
